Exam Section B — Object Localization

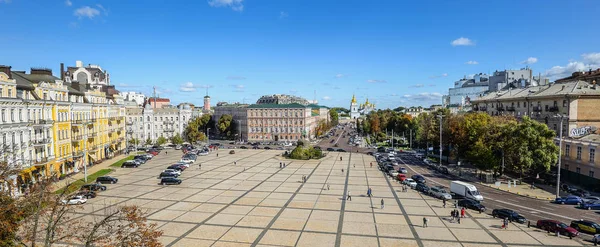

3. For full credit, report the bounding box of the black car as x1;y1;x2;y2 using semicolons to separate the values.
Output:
326;148;335;151
252;146;260;149
457;199;486;212
160;177;182;185
561;184;578;193
96;176;118;184
264;146;271;150
158;172;179;178
75;190;97;199
491;209;526;223
411;175;426;184
367;152;374;156
134;155;148;161
415;183;430;194
121;161;139;168
337;149;346;152
80;183;107;191
167;164;185;171
240;146;248;149
570;220;600;235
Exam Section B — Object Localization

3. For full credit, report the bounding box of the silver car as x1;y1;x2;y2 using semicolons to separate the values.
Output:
429;186;452;200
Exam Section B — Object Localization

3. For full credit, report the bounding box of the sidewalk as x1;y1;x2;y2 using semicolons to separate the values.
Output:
446;166;556;201
51;153;129;192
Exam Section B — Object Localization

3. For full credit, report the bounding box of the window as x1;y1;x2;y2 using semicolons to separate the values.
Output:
1;109;4;122
590;148;596;163
565;144;570;157
19;110;22;121
7;89;11;97
563;100;567;107
553;124;557;131
10;109;14;121
517;102;520;107
590;171;595;178
155;117;157;121
576;167;581;174
553;101;557;107
577;146;582;160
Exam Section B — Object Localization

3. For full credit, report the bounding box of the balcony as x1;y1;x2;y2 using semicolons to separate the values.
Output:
549;106;559;112
164;120;175;125
506;106;515;111
32;138;51;146
164;129;175;132
126;121;134;126
72;151;84;158
72;135;84;142
71;119;85;127
533;106;543;112
30;119;53;128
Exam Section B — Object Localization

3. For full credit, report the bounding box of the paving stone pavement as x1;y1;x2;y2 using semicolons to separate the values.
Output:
71;149;592;246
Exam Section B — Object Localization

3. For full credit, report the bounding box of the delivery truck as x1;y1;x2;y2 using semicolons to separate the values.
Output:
450;181;483;201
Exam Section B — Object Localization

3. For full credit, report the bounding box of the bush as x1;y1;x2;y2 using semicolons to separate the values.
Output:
288;145;323;160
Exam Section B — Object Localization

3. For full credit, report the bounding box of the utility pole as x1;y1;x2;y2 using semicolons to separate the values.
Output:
555;114;567;198
391;129;394;150
438;115;445;167
409;128;412;149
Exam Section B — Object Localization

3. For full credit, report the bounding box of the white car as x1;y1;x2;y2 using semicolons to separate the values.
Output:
62;195;87;205
180;158;194;164
199;151;209;156
173;162;190;168
390;168;399;178
175;145;182;150
163;169;182;175
402;178;417;188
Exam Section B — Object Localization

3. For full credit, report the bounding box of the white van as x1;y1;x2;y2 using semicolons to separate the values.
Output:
450;181;483;201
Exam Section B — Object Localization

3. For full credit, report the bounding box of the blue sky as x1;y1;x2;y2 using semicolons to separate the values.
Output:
1;0;599;109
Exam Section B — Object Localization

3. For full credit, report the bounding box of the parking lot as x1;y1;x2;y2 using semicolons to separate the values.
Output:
70;149;588;246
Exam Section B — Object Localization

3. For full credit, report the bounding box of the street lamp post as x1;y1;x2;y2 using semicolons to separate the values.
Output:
555;114;568;198
206;128;210;146
438;115;445;167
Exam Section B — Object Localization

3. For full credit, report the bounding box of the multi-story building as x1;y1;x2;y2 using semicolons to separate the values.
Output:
472;80;600;188
213;103;249;141
125;102;193;144
556;68;600;84
404;106;430;118
443;73;490;107
119;91;146;106
256;94;310;105
246;103;329;142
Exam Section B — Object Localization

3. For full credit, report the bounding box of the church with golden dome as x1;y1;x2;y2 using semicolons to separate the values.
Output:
350;94;376;119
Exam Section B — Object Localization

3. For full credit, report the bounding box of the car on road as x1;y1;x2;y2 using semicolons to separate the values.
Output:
399;167;408;174
167;164;186;171
429;186;452;200
158;171;179;178
457;199;486;212
554;196;583;205
580;200;600;210
337;149;346;152
396;174;407;182
240;146;247;149
537;220;579;238
180;157;194;164
491;209;526;224
95;176;118;184
264;146;271;150
121;160;140;168
582;196;600;203
571;189;591;198
402;178;417;188
175;145;182;150
570;220;600;235
415;183;430;194
163;169;181;176
80;183;107;191
62;195;87;205
134;158;146;165
160;177;182;185
411;175;426;184
74;191;97;199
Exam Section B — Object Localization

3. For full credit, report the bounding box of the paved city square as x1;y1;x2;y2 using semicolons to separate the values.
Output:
71;150;587;247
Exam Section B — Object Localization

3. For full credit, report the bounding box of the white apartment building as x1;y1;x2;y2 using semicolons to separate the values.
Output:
125;103;193;144
119;91;146;106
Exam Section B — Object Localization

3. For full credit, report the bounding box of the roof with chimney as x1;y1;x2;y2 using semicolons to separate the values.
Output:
472;80;600;102
556;68;600;83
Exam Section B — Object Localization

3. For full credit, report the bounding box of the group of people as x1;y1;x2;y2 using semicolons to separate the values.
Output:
279;162;286;168
450;207;466;224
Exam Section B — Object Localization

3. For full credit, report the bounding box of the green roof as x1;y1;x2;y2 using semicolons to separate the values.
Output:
307;104;329;109
248;103;307;109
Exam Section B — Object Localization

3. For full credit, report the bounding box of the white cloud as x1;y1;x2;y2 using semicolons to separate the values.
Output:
322;96;331;100
367;79;387;83
230;84;245;89
226;76;246;80
410;84;424;88
544;52;600;79
451;37;475;46
208;0;244;12
179;82;196;92
402;92;444;102
465;61;479;65
335;73;346;78
520;57;538;64
65;0;72;6
74;6;101;19
279;11;288;19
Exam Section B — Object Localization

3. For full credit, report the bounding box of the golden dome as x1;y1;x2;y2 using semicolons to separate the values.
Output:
351;94;356;104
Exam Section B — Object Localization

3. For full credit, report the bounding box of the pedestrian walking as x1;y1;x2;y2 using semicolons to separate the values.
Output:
165;151;168;155
457;216;461;224
341;169;344;173
381;199;384;209
461;207;465;218
198;163;201;169
234;161;237;165
423;217;428;228
347;191;352;201
504;218;509;229
216;153;219;157
370;162;373;168
327;184;330;190
340;157;343;161
443;198;446;208
450;210;455;222
283;163;286;167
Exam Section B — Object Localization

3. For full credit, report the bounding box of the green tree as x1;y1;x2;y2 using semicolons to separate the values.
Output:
328;109;339;126
185;115;211;142
145;138;152;146
506;117;558;177
128;138;140;146
156;136;167;146
218;114;233;139
170;133;184;145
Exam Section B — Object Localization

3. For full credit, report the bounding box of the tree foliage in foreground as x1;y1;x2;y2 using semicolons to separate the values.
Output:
185;115;211;142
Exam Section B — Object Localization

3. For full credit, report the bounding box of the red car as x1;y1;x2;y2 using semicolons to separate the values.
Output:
536;219;579;238
148;151;158;156
397;174;407;181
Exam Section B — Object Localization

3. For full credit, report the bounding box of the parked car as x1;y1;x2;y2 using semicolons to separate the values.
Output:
571;189;591;198
537;220;579;238
134;155;148;162
74;191;97;199
555;196;583;205
95;176;118;184
147;150;158;156
336;149;346;152
457;199;486;212
402;178;417;188
175;145;182;150
570;220;600;235
62;195;87;205
160;177;182;185
326;148;335;151
80;183;107;191
144;154;154;159
429;186;452;200
158;171;179;178
134;158;146;165
240;146;248;149
411;174;426;184
167;164;186;171
173;162;190;168
399;167;408;174
229;150;236;154
121;160;139;168
582;196;600;203
163;169;181;176
580;200;600;210
415;183;430;194
396;174;407;181
180;157;194;164
561;184;578;193
264;146;271;150
491;209;527;224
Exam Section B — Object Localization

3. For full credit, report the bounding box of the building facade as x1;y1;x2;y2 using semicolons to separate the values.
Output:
119;91;146;106
246;103;313;142
350;95;360;119
256;94;310;105
125;103;193;144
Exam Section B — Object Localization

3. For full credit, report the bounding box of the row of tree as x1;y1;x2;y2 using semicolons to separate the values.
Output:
360;108;559;177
